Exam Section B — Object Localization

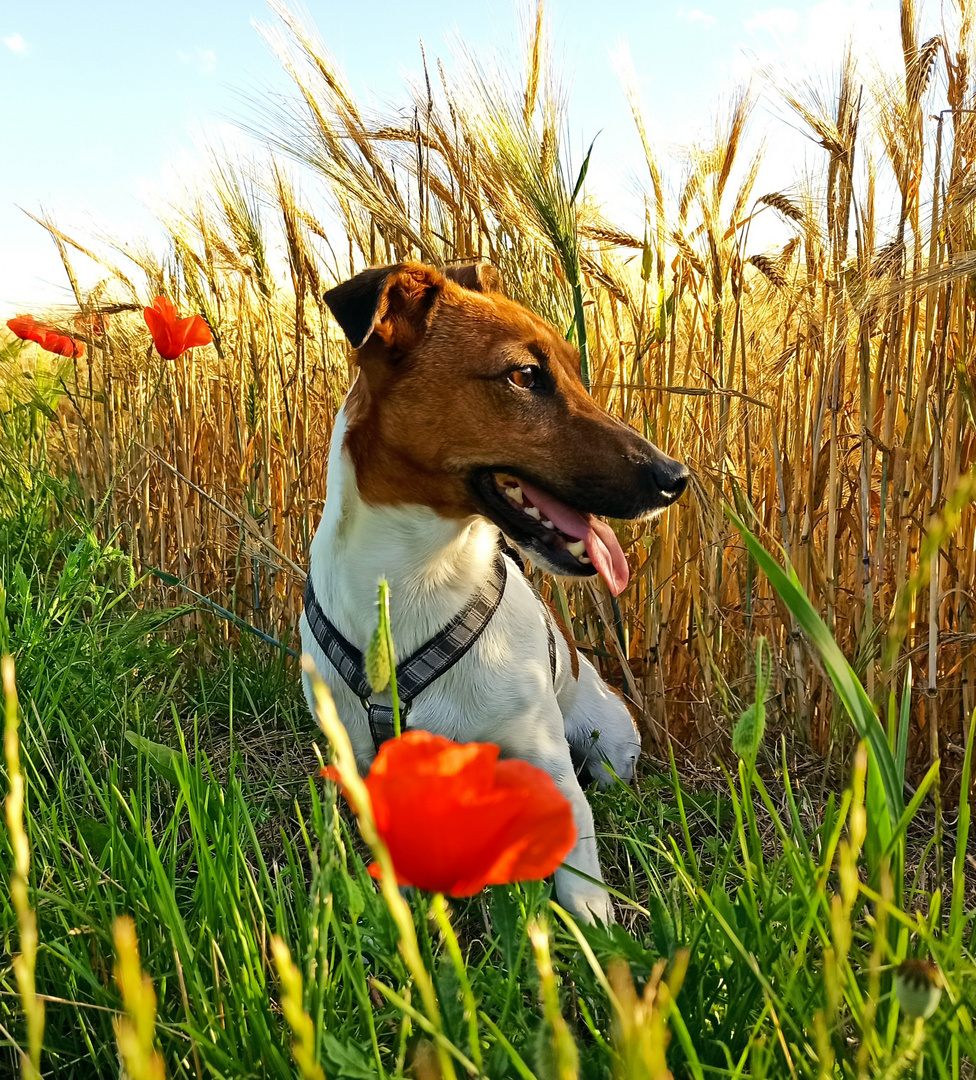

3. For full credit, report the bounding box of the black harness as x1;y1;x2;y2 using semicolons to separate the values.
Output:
304;548;557;749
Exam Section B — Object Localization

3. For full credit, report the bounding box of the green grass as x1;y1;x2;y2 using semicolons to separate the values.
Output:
1;473;975;1079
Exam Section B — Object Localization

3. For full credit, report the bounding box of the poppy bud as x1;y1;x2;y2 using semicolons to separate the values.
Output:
895;959;942;1020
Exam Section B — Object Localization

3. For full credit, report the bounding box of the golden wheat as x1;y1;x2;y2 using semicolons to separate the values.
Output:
6;0;976;783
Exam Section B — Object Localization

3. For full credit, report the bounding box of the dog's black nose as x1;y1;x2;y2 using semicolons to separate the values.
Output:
650;456;690;502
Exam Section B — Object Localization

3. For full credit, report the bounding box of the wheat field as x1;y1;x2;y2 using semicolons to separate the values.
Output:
4;0;976;787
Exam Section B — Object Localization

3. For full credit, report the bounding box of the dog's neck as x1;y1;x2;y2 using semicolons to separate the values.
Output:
308;402;501;652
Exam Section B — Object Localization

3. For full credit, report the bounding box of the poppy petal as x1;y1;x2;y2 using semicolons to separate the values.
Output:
52;332;85;358
179;314;212;350
150;296;178;321
7;316;36;339
7;316;45;347
457;760;577;889
144;303;178;360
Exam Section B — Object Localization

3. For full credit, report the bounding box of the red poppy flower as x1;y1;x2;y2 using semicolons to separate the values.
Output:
143;296;212;360
73;311;111;337
325;731;577;896
7;315;86;359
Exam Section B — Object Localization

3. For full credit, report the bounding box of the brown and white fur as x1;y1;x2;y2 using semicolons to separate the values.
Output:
301;262;688;922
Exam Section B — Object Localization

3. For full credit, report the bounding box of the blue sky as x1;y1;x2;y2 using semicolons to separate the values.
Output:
0;0;912;309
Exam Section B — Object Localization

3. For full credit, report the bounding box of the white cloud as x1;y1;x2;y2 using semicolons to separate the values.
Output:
744;8;800;35
679;8;717;26
3;32;26;53
739;0;904;79
177;47;217;76
804;0;902;67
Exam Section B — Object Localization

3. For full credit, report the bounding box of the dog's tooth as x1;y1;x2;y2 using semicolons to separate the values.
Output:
524;505;541;520
566;540;586;557
541;519;554;529
578;554;591;564
508;485;524;504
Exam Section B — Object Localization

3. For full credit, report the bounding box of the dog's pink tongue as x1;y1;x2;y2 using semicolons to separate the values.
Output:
517;480;630;596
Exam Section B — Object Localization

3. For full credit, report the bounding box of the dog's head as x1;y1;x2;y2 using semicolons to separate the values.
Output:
325;261;688;595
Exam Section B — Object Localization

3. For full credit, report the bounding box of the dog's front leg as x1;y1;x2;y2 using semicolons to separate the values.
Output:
520;739;615;925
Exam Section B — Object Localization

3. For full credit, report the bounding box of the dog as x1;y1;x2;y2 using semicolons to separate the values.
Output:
301;261;688;922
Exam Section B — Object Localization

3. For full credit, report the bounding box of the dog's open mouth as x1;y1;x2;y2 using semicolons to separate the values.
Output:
471;471;630;595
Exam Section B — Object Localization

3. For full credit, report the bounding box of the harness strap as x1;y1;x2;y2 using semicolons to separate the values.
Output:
303;589;372;700
304;552;509;747
393;551;508;702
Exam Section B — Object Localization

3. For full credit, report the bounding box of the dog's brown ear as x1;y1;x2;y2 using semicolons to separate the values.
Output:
442;261;504;295
324;263;445;352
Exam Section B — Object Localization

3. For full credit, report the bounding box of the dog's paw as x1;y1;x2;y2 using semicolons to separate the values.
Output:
563;661;642;788
573;723;641;789
555;871;615;925
594;729;641;788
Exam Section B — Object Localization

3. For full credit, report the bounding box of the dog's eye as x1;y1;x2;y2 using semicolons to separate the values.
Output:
509;366;539;389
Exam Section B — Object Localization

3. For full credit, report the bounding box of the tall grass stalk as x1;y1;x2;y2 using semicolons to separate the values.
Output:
112;915;166;1080
303;659;459;1080
3;656;43;1080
